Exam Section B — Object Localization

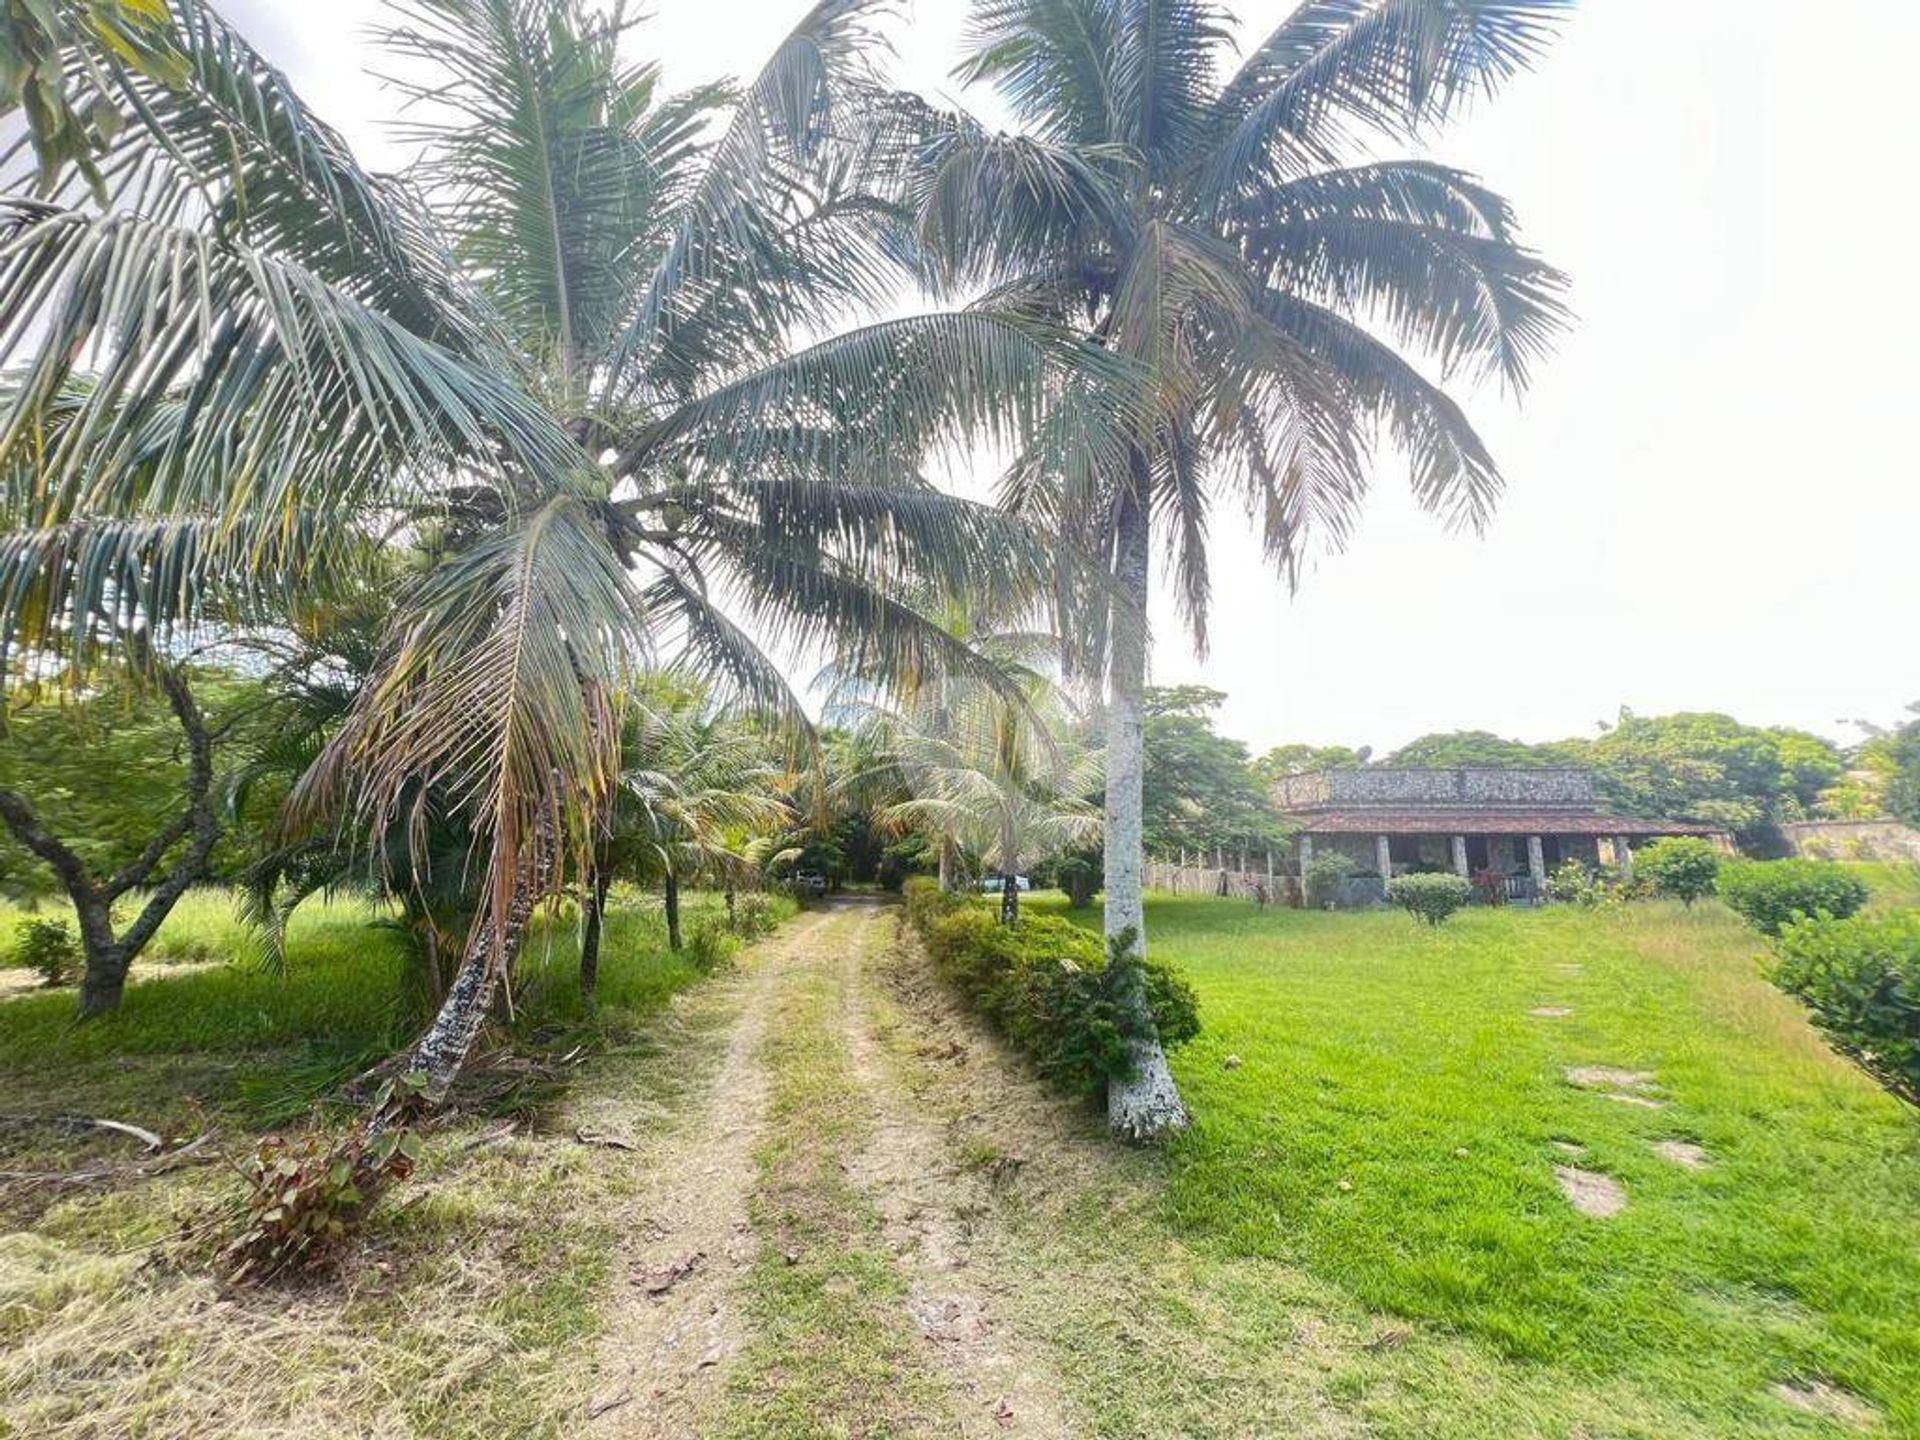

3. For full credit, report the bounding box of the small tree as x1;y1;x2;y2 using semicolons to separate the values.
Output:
1636;837;1721;907
0;656;229;1014
1390;873;1473;926
1304;852;1355;909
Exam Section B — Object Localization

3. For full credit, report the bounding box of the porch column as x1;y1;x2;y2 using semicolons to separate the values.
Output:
1450;835;1469;877
1298;833;1314;875
1527;835;1547;888
1613;835;1633;876
1375;834;1393;882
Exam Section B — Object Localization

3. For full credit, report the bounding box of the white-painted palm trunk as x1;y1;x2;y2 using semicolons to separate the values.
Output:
1104;481;1191;1142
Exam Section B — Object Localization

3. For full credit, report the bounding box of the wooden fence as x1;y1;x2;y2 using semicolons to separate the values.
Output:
1145;860;1301;908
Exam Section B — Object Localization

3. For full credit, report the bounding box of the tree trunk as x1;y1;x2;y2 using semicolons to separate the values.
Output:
664;871;682;952
75;908;132;1019
580;868;610;1010
1103;471;1191;1143
1000;871;1019;926
937;835;954;892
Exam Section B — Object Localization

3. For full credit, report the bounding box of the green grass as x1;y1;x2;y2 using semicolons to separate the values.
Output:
1032;890;1920;1434
1846;860;1920;910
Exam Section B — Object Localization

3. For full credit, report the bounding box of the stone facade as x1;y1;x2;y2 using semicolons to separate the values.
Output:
1273;768;1595;810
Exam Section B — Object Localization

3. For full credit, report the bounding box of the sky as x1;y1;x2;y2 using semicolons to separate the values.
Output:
223;0;1920;759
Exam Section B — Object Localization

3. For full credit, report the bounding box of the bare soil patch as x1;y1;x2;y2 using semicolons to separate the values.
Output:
1653;1140;1710;1170
1553;1165;1627;1218
1771;1379;1880;1429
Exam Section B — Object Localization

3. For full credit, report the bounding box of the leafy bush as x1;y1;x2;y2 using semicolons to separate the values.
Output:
1718;859;1869;936
12;918;77;987
908;895;1199;1095
1545;859;1597;906
1389;873;1473;926
1773;911;1920;1099
1635;837;1721;906
1303;852;1354;908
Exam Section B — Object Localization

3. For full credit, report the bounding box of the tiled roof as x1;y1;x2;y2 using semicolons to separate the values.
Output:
1287;809;1718;836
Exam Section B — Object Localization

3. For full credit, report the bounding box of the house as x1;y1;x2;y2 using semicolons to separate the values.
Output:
1273;768;1723;901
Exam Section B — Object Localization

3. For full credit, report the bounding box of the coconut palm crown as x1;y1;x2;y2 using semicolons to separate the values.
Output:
0;0;1131;1053
908;0;1575;1136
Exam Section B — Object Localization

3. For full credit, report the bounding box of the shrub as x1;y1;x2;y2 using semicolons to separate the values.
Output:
1545;858;1596;905
910;899;1199;1095
1389;873;1473;926
1718;859;1869;936
1636;837;1721;907
13;918;77;987
1772;911;1920;1099
728;891;776;938
1303;852;1354;908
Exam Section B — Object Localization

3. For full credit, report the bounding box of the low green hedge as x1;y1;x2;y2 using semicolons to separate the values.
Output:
1773;911;1920;1100
1717;859;1869;936
901;878;1199;1094
1388;872;1473;926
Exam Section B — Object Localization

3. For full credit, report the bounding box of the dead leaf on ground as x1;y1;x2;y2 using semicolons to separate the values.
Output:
632;1251;704;1295
1365;1327;1411;1352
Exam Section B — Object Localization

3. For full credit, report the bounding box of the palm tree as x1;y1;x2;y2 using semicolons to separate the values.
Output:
910;0;1573;1139
0;0;1125;1104
585;687;786;1003
880;709;1102;925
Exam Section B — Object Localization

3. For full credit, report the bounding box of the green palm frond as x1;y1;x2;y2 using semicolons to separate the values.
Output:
1200;0;1573;196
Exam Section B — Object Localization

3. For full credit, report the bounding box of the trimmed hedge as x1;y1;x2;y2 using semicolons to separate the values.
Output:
1389;872;1473;926
1773;911;1920;1100
901;878;1200;1094
1717;859;1869;936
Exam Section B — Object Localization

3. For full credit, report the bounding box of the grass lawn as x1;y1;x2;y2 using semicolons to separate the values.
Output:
1032;891;1920;1435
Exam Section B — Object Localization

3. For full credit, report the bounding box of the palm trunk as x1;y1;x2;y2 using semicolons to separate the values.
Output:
664;871;682;952
580;868;610;1010
1104;471;1191;1142
1000;871;1019;926
938;835;954;892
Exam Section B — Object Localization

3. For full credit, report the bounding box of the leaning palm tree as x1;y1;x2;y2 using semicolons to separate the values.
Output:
909;0;1573;1138
0;0;1126;1125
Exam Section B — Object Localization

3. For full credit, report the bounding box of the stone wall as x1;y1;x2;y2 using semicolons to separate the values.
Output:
1781;820;1920;863
1274;768;1596;809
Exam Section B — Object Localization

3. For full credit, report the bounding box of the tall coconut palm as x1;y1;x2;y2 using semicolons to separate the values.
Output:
909;0;1573;1138
0;0;1129;1099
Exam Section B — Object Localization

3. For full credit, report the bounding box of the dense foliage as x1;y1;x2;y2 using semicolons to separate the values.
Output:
904;879;1199;1094
1389;873;1473;926
1717;860;1870;936
1773;911;1920;1100
1634;837;1722;907
1143;688;1288;860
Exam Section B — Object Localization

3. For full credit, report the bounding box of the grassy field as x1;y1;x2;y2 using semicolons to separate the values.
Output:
1028;890;1920;1436
5;882;1917;1437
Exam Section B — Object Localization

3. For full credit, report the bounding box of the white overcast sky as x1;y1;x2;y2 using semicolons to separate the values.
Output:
224;0;1920;757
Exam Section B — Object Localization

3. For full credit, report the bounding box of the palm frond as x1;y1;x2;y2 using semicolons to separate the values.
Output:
1199;0;1572;199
